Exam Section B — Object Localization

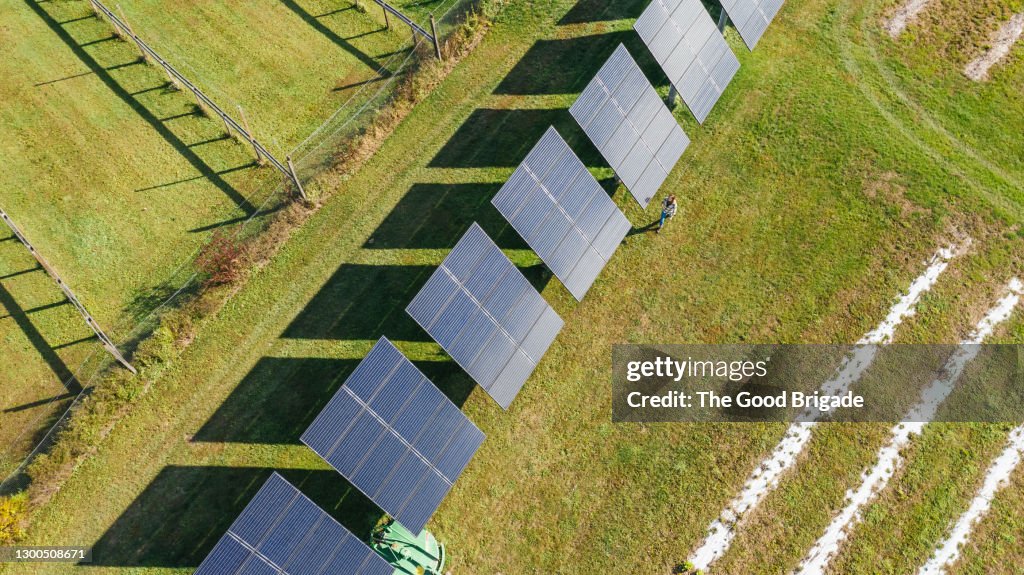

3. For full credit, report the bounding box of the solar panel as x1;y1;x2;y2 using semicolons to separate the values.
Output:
301;337;485;535
492;127;631;300
569;44;690;208
194;473;392;575
406;223;564;409
634;0;740;123
721;0;784;49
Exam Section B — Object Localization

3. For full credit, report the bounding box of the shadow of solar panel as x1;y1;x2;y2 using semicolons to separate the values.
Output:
194;473;391;575
407;223;563;409
492;127;631;301
300;337;485;535
722;0;784;49
569;44;690;208
634;0;740;123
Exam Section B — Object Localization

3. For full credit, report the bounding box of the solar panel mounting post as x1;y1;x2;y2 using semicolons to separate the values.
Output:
718;7;729;32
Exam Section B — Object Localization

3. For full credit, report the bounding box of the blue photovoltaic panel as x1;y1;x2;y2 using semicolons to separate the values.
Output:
634;0;740;123
301;337;484;534
721;0;784;49
194;473;391;575
569;44;690;208
406;223;563;409
492;127;631;300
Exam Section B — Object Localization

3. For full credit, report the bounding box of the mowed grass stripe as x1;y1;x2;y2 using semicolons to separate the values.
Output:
919;424;1024;574
828;311;1024;574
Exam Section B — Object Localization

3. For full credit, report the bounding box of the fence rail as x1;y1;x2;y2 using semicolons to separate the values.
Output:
373;0;442;59
88;0;306;199
0;207;135;373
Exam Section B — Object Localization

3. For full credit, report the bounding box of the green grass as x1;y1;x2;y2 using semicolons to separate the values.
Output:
0;0;427;477
4;0;1024;573
829;423;1011;574
951;456;1024;574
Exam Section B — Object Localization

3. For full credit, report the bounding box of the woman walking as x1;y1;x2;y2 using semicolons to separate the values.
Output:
657;194;677;233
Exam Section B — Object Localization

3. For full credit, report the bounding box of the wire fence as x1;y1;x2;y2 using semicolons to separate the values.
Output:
1;0;483;493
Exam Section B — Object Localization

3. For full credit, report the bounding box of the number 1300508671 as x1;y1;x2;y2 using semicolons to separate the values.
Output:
0;546;91;563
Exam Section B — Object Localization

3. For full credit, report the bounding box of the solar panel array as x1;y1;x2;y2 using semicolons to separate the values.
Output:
570;44;690;208
195;473;392;575
191;0;791;560
721;0;784;49
407;223;563;409
301;337;485;534
492;127;632;301
634;0;740;123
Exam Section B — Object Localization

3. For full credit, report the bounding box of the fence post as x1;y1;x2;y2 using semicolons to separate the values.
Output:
430;14;442;60
189;86;209;117
237;105;263;164
161;61;179;89
116;4;149;64
287;156;307;201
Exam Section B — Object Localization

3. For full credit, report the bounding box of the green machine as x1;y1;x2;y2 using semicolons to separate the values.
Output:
372;519;446;575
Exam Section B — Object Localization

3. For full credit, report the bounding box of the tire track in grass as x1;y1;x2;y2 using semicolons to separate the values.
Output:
795;277;1024;575
918;424;1024;575
836;1;1024;220
688;245;959;572
860;2;1024;195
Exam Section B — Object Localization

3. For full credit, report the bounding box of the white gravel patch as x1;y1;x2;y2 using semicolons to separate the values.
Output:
917;425;1024;574
964;13;1024;81
885;0;935;37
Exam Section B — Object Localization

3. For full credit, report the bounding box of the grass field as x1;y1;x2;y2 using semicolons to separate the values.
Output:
4;0;1024;573
0;0;430;478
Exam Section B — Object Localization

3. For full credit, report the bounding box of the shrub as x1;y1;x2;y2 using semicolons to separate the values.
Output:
195;230;248;286
0;493;28;544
